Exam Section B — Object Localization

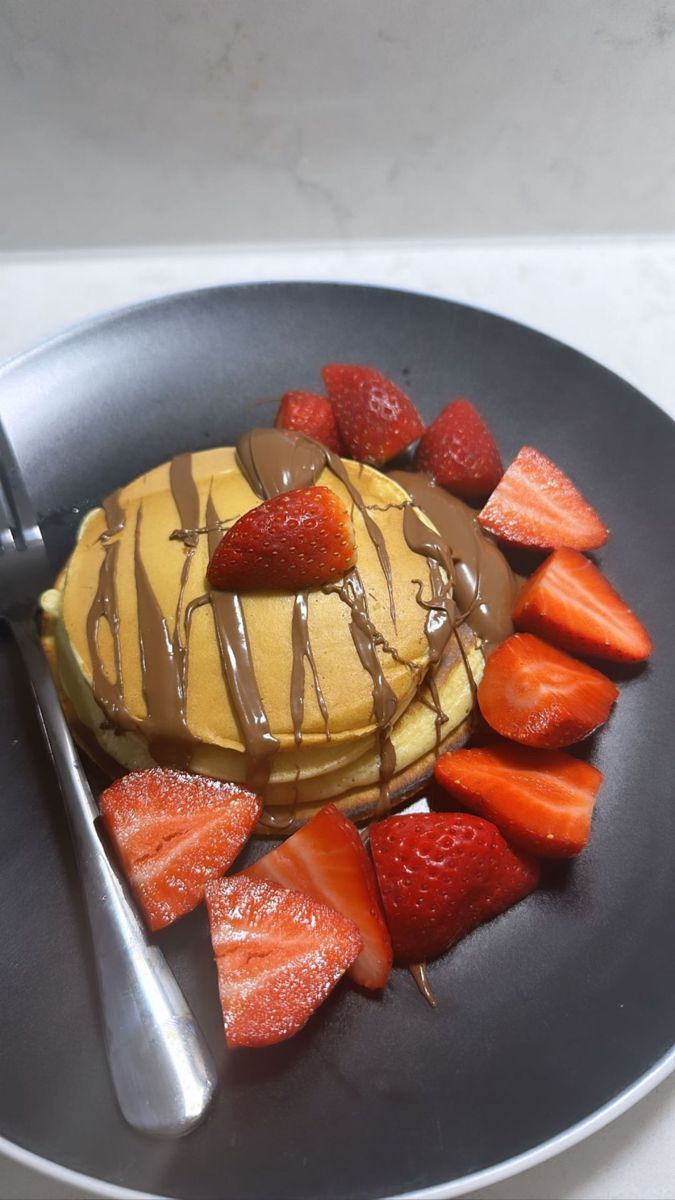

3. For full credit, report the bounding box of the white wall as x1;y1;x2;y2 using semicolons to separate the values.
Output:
1;0;674;250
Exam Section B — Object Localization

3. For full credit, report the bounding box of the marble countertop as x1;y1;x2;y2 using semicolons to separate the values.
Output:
1;237;674;1200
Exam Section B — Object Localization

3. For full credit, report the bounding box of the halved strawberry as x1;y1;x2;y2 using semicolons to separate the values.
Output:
205;876;362;1047
321;364;425;465
244;804;392;989
478;447;608;550
414;398;503;499
513;547;652;663
434;742;603;857
477;632;618;748
207;485;357;591
275;390;344;454
99;769;261;930
370;813;539;963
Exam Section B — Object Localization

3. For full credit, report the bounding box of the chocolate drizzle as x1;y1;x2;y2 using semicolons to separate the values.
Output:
291;592;330;746
389;471;519;657
98;492;125;542
236;430;332;765
409;962;437;1008
402;505;458;748
205;490;279;792
169;453;201;719
133;504;193;766
169;454;201;551
234;429;402;811
86;473;198;767
85;491;131;728
326;454;397;629
82;430;517;825
325;569;399;817
236;428;326;498
237;428;397;625
235;430;398;772
403;506;455;666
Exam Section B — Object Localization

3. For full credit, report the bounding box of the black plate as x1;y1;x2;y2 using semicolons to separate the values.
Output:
1;283;674;1200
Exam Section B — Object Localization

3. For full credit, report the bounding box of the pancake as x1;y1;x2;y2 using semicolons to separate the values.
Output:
41;429;518;828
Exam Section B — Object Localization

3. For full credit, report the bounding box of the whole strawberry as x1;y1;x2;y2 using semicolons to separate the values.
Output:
415;397;503;499
275;390;344;454
370;812;539;963
207;485;357;591
321;364;424;465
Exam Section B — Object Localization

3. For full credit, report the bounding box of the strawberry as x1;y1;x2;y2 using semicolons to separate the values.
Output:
321;363;425;465
205;876;362;1047
206;485;357;591
414;398;503;499
275;390;344;454
369;813;539;963
477;632;618;748
99;769;261;931
478;446;608;550
244;804;392;989
513;547;652;663
435;742;603;857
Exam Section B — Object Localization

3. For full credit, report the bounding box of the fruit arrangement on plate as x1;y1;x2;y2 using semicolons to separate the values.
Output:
40;364;651;1049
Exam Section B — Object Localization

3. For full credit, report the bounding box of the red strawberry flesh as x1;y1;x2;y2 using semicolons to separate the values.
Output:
415;397;503;499
477;632;619;748
321;364;424;465
205;876;362;1047
435;742;603;857
207;485;357;591
275;390;344;454
513;547;652;662
99;769;261;930
370;812;539;963
244;804;392;989
478;446;608;550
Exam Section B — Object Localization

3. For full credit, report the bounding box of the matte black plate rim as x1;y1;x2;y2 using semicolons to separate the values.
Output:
2;1045;674;1200
1;278;671;435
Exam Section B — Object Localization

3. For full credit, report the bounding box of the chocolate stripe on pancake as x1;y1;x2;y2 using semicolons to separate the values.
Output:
205;489;279;792
403;504;457;750
325;454;397;629
324;568;399;818
291;592;330;746
134;503;194;767
236;427;406;816
87;489;197;765
169;453;201;718
86;491;132;730
236;428;325;498
235;430;459;817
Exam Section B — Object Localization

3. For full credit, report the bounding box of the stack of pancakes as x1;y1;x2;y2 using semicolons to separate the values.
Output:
41;444;484;828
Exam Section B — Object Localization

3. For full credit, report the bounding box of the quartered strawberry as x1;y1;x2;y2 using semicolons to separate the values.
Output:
414;398;503;499
513;547;652;663
206;485;357;591
370;813;539;964
205;876;362;1047
99;769;261;930
478;447;608;550
321;364;425;465
244;804;392;989
275;390;344;454
477;632;618;748
435;742;603;857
